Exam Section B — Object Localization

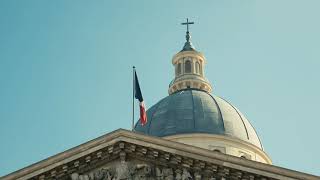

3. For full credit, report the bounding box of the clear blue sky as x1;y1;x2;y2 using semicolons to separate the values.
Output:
0;0;319;176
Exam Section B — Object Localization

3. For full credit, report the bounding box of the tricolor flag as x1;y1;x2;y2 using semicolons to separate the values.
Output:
134;70;147;126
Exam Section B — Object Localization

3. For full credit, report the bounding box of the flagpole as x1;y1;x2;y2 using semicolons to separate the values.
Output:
132;66;135;131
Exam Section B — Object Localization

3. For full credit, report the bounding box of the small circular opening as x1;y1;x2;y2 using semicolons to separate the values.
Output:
240;155;247;159
213;149;221;153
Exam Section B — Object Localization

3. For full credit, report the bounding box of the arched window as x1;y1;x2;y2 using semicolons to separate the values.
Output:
185;60;191;73
175;66;178;76
195;62;200;74
177;63;182;75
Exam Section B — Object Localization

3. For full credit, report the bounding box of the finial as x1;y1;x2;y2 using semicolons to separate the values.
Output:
181;18;194;42
181;18;196;51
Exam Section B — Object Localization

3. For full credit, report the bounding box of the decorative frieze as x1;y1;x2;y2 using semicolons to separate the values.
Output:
30;141;273;180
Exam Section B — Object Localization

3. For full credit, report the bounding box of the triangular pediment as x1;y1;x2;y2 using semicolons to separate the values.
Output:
1;129;318;180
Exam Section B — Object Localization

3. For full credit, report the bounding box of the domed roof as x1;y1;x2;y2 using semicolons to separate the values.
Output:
134;89;263;149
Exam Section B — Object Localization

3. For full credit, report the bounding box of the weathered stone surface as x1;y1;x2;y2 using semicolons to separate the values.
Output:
70;160;208;180
1;129;319;180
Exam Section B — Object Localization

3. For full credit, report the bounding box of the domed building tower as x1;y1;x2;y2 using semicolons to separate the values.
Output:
4;20;320;180
135;19;272;164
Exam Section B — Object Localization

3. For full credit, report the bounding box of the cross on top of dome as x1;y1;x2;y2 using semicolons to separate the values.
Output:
180;18;196;51
181;18;194;42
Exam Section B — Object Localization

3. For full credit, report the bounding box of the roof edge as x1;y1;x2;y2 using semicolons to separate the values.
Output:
2;129;319;180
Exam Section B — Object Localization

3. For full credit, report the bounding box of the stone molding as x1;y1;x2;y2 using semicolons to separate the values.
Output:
1;129;319;180
163;133;272;164
172;51;205;65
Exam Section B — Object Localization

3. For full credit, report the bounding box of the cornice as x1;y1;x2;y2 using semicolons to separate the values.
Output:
1;129;319;180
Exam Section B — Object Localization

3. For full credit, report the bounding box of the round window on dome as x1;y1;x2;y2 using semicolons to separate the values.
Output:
239;152;251;160
213;149;222;153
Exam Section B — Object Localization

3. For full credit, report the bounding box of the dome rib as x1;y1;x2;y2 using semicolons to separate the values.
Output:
207;93;225;132
190;90;195;129
147;98;162;135
236;108;264;151
222;98;250;140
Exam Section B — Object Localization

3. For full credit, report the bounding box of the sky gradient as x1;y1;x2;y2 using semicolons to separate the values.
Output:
0;0;319;176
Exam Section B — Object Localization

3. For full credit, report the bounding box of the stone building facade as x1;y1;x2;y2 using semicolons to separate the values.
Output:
1;130;319;180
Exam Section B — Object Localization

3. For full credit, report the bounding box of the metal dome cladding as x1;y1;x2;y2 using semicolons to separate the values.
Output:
134;89;263;149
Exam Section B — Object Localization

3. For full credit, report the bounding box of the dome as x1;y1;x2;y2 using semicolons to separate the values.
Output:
134;22;271;164
134;89;263;150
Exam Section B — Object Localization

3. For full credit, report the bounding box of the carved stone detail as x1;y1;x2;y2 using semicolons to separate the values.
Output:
69;161;244;180
32;141;272;180
181;169;192;180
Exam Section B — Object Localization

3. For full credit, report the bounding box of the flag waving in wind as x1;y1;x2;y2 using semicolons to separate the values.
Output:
134;70;147;126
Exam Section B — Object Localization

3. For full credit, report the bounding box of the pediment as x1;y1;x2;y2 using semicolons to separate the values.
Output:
2;129;318;180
